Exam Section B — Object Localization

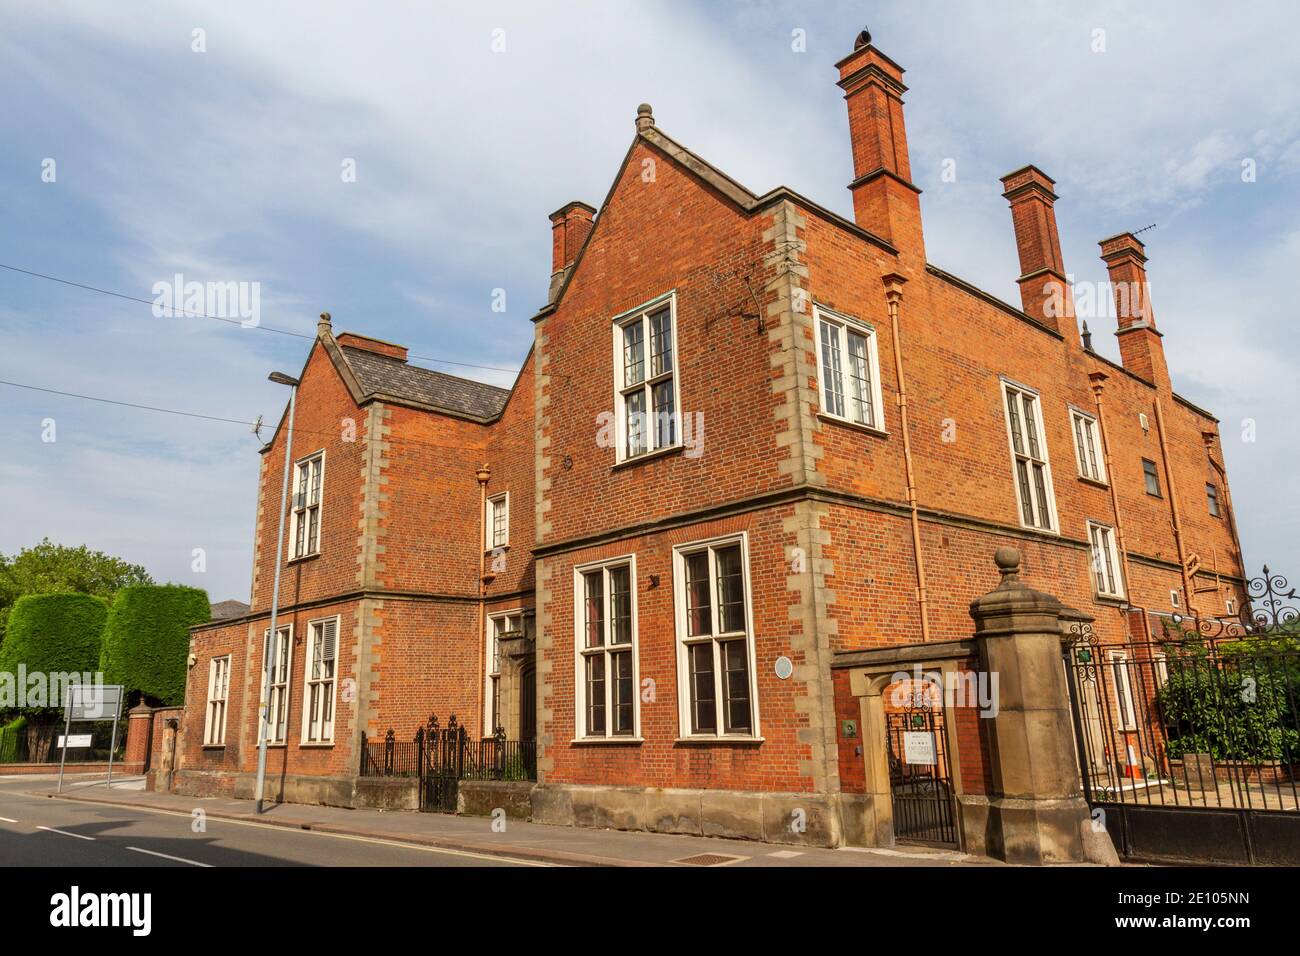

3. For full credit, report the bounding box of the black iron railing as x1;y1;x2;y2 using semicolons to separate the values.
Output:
358;718;536;783
359;728;422;777
1063;570;1300;815
0;722;126;764
465;734;538;782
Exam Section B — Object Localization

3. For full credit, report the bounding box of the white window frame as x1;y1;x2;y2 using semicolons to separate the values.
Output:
1069;407;1106;483
1109;651;1137;731
485;609;529;736
1000;379;1059;532
486;491;510;550
813;304;887;432
612;291;681;464
204;655;230;747
1170;589;1181;609
290;450;325;559
260;624;293;745
1153;652;1169;689
672;532;761;740
572;557;640;740
1226;597;1236;616
1087;520;1125;599
301;616;339;745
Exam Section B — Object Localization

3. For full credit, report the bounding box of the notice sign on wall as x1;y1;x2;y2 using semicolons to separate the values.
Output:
903;731;937;766
57;735;93;749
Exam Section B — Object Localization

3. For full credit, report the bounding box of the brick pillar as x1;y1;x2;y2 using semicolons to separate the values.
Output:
124;703;154;775
969;547;1116;865
1000;165;1072;334
1099;232;1169;388
835;31;925;265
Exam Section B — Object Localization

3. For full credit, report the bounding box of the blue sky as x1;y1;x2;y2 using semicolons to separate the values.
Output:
1;1;1297;603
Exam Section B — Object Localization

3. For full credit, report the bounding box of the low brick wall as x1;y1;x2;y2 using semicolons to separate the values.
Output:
172;768;237;798
0;762;123;776
1170;757;1299;787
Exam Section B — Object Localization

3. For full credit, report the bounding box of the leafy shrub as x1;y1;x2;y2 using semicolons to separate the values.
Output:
0;593;108;678
99;585;210;706
1157;646;1300;762
0;715;25;762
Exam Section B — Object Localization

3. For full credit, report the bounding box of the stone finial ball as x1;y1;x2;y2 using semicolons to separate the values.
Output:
637;103;653;117
994;546;1021;573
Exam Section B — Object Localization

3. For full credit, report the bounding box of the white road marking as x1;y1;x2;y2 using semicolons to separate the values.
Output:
127;846;213;867
768;849;803;858
36;826;94;841
0;816;18;823
32;794;554;866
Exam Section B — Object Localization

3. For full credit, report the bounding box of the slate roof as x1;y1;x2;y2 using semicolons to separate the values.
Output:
340;346;510;420
209;599;250;621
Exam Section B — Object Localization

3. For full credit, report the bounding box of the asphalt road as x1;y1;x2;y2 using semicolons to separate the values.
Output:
0;779;540;867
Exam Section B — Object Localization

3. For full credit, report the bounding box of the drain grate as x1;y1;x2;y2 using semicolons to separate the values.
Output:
672;852;747;867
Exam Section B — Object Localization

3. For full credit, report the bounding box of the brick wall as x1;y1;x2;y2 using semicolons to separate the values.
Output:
173;37;1248;823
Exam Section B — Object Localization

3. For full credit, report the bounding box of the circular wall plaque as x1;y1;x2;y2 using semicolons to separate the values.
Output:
774;655;793;680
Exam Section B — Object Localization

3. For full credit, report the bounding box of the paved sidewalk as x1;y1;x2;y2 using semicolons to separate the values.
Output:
13;774;999;867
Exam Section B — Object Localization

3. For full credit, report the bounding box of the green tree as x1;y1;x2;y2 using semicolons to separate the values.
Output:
99;585;210;706
0;539;152;648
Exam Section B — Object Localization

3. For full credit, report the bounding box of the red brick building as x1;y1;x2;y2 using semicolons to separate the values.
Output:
178;33;1246;853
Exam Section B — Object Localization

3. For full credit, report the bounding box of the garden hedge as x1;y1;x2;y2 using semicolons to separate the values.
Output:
0;592;108;680
99;585;210;706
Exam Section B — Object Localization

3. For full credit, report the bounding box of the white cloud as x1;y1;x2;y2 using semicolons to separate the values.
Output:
0;0;1296;591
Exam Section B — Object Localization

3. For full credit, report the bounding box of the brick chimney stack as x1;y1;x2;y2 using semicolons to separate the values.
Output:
548;201;596;300
1000;165;1072;334
836;29;925;263
1099;232;1169;387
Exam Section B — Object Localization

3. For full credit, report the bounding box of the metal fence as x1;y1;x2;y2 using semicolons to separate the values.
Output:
0;721;126;764
359;718;537;783
1062;568;1300;864
1064;626;1300;812
359;728;422;777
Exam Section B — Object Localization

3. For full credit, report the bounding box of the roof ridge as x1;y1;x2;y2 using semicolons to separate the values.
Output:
339;343;510;393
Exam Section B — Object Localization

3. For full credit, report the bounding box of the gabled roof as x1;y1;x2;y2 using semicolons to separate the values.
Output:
533;121;898;320
258;322;522;453
340;346;509;420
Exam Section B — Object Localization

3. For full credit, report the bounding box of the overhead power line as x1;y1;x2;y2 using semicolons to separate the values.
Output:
0;378;528;455
0;262;521;375
0;379;257;426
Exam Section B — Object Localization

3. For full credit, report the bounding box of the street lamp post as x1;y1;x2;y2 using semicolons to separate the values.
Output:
255;370;300;813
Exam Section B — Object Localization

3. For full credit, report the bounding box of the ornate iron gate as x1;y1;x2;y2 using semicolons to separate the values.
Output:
358;713;539;813
885;699;957;847
420;715;466;813
1062;567;1300;865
